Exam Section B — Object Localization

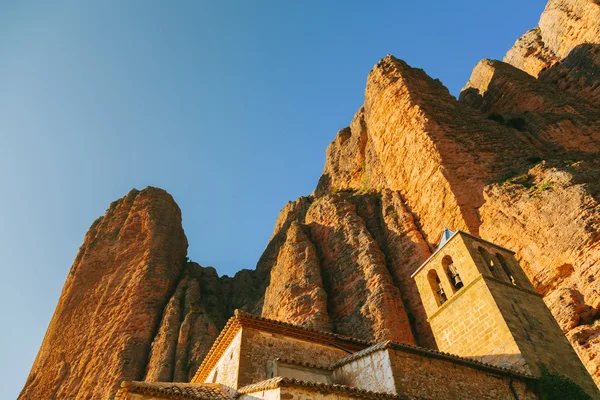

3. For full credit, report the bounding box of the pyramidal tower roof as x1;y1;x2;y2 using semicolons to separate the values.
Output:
436;227;456;251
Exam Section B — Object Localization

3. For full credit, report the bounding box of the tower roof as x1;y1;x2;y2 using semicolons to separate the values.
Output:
436;228;456;251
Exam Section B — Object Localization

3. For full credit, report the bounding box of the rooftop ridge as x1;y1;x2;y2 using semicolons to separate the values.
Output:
191;310;372;383
237;377;404;399
330;340;536;380
118;381;231;400
233;310;372;347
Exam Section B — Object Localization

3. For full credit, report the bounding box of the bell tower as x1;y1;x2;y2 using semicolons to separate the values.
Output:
412;229;598;397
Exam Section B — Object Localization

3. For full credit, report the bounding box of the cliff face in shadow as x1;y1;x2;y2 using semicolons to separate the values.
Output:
20;0;600;398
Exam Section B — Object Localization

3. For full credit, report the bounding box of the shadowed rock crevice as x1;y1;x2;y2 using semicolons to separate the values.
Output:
460;58;600;153
303;194;415;344
261;222;331;331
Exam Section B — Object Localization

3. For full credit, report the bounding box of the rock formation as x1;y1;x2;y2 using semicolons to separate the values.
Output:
20;0;600;397
19;188;189;399
504;0;600;77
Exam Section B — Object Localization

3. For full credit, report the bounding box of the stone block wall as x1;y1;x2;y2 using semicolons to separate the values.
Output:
427;275;526;371
204;330;243;388
461;234;533;290
240;387;382;400
488;278;599;397
388;348;537;400
414;234;488;316
332;350;395;394
237;328;348;388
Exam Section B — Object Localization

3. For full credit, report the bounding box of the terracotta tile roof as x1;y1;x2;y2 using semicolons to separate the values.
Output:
191;310;371;383
330;340;536;380
237;377;405;399
275;357;333;371
118;381;231;399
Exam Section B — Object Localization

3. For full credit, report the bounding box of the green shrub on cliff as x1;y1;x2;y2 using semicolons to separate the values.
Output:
536;366;591;400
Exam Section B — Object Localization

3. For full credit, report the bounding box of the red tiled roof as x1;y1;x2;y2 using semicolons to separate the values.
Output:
191;310;371;383
238;377;403;399
331;340;536;380
118;381;231;399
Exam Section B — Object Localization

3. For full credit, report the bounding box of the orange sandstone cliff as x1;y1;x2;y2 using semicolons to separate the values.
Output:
20;0;600;398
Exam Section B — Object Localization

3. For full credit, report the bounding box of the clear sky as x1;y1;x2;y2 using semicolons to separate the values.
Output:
0;1;547;397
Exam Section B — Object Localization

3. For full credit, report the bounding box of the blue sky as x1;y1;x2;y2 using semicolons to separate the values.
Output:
0;1;546;397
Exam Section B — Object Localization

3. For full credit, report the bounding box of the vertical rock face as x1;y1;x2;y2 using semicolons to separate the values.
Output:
144;263;264;384
505;0;600;77
261;192;424;346
461;59;600;153
504;28;560;76
318;55;537;243
303;194;415;344
262;222;330;331
19;188;189;399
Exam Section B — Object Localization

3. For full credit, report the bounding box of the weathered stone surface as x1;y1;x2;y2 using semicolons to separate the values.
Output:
505;0;600;77
145;260;269;385
461;58;600;152
504;27;560;77
19;188;189;400
144;264;228;383
303;193;415;344
569;319;600;384
538;0;600;60
545;288;596;332
262;222;331;331
539;43;600;108
319;55;537;243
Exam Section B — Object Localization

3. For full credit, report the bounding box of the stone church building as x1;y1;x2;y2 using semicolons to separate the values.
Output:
114;230;599;400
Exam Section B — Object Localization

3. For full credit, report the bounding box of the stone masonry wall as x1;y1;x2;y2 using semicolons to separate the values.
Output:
488;279;599;397
388;348;537;400
278;387;381;400
420;277;526;370
237;328;349;388
240;387;367;400
205;330;243;388
332;350;395;394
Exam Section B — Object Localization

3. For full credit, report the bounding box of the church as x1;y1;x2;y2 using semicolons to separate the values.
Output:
114;230;599;399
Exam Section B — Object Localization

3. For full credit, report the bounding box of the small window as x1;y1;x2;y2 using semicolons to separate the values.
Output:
428;269;447;306
443;255;463;291
479;247;503;280
496;253;517;285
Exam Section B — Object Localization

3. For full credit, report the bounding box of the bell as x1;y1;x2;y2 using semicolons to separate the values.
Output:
454;274;463;287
